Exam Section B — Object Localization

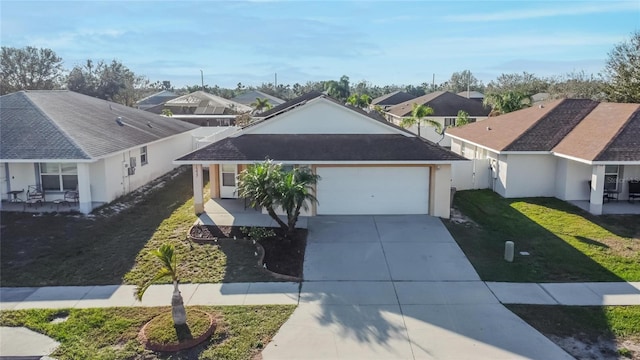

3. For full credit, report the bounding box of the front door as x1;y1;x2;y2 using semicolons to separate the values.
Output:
220;164;238;198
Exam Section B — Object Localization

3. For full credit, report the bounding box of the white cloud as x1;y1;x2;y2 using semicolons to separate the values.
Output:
444;2;639;22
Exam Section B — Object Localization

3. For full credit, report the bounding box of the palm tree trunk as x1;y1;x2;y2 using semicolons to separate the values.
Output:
287;205;302;239
171;281;187;326
266;206;289;232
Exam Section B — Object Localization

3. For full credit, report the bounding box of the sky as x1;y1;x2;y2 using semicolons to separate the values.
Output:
1;0;638;89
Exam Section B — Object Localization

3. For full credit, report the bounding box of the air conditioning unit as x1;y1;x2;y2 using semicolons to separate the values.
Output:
128;157;136;176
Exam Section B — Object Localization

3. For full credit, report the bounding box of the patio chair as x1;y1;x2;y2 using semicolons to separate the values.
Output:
64;190;79;204
629;180;640;203
24;185;44;209
587;180;609;203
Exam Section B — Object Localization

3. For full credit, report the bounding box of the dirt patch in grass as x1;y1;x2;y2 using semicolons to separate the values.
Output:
189;225;307;279
508;305;640;359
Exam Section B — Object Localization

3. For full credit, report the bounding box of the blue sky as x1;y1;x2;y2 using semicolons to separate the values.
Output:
1;1;638;88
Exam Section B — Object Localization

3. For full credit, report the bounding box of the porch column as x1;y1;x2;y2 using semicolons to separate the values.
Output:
209;164;219;199
77;163;92;215
430;164;452;219
193;164;204;214
589;165;605;215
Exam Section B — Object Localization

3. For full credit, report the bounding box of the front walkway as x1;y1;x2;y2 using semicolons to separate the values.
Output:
198;198;308;228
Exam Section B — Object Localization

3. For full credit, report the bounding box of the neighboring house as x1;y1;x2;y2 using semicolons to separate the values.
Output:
135;90;178;112
456;90;484;102
446;98;640;215
0;90;199;214
531;92;550;104
164;91;252;126
231;90;285;108
385;91;491;147
176;92;467;218
370;91;417;111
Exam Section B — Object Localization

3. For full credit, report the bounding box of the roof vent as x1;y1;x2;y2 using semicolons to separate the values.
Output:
486;126;492;131
539;104;544;108
147;122;153;128
115;116;124;126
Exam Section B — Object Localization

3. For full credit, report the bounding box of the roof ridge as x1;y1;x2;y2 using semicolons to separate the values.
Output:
593;105;640;161
22;92;93;160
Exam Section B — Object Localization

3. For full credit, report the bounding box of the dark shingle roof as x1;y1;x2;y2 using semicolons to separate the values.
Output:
1;90;198;160
371;91;417;106
135;90;178;106
505;99;598;151
231;90;285;106
387;91;490;117
593;108;640;161
177;134;466;162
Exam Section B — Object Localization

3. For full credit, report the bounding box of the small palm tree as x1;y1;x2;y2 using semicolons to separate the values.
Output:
136;244;187;326
251;98;273;114
483;91;532;116
278;167;321;238
237;160;289;231
400;103;441;137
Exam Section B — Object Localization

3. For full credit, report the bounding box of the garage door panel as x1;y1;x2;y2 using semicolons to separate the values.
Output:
316;167;429;215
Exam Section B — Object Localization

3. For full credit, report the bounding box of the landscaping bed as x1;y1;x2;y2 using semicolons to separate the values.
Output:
189;225;306;279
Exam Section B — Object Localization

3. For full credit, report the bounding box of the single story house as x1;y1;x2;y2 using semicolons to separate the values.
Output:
0;90;199;214
135;90;178;112
370;91;417;111
385;91;491;147
175;92;467;218
231;90;285;107
446;98;640;215
164;91;252;126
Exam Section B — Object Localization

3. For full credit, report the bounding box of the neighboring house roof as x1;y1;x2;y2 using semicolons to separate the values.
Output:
447;98;640;162
371;91;416;106
0;90;198;161
177;134;464;162
387;91;491;117
231;90;285;106
164;91;252;114
456;90;484;99
531;92;550;103
135;90;178;107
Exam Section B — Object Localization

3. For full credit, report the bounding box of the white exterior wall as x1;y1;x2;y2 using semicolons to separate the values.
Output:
503;154;556;198
555;158;592;201
244;100;398;135
4;163;37;199
449;139;491;191
431;164;452;218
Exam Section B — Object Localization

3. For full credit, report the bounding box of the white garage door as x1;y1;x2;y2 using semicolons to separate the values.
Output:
316;166;430;215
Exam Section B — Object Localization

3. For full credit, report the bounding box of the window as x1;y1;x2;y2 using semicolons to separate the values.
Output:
221;164;236;187
140;146;148;166
40;163;78;191
444;118;456;127
605;165;619;191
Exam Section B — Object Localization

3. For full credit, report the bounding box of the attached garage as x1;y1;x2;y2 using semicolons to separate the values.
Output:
315;166;430;215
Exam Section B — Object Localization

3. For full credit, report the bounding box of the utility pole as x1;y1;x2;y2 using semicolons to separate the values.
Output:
432;74;435;92
200;70;204;91
275;73;277;88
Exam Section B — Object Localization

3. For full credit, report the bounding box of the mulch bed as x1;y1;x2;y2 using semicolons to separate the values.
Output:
189;225;306;278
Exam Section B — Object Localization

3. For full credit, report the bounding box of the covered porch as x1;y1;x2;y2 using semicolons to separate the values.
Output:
569;200;640;215
586;164;640;215
196;197;308;228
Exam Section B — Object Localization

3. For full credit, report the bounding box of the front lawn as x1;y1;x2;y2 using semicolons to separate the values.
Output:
1;167;282;287
0;305;295;359
508;305;640;359
445;190;640;282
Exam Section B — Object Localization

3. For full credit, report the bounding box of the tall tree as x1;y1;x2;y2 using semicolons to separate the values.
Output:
400;103;440;137
604;31;640;103
486;72;549;96
136;244;187;326
251;97;273;113
0;46;64;95
346;93;372;108
444;70;485;94
548;70;606;101
483;91;532;116
325;75;350;101
66;59;147;106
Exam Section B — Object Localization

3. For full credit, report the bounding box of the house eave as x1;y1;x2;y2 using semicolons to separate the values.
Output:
174;159;465;166
445;134;503;154
0;158;95;163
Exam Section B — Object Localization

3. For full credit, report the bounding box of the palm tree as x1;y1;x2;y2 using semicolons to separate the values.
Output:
346;94;372;108
400;103;441;137
237;160;289;232
250;98;273;114
483;91;532;116
277;167;321;238
136;244;187;326
237;160;320;238
325;75;350;101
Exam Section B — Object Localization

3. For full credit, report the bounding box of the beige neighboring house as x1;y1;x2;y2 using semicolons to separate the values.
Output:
176;92;467;218
447;98;640;215
385;91;490;147
164;91;252;127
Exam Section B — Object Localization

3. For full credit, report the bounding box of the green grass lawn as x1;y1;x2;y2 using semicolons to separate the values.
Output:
1;167;279;287
0;305;295;359
507;305;640;358
445;190;640;282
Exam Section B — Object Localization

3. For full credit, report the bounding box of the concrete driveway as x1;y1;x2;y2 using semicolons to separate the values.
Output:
262;215;572;360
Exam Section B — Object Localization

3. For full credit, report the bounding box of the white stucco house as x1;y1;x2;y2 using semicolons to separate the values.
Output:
175;92;467;218
446;98;640;215
0;90;200;214
385;91;491;147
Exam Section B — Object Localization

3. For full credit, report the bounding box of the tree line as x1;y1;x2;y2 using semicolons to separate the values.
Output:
1;31;638;106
